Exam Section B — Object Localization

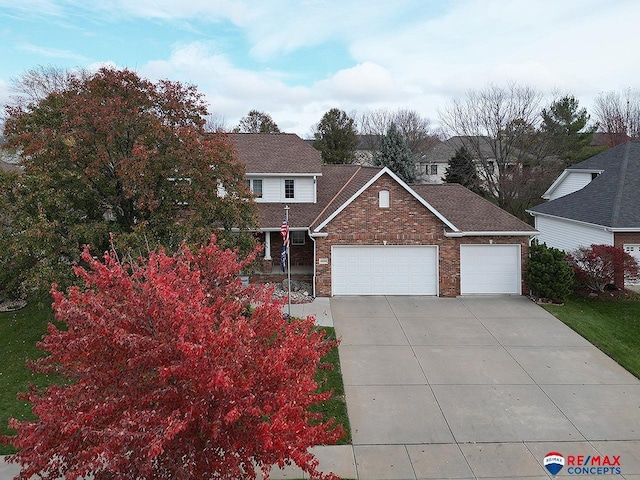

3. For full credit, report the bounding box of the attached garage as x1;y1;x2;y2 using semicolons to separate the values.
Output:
460;244;521;295
331;245;438;295
624;244;640;285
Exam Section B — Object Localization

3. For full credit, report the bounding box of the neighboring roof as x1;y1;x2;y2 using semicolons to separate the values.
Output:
529;141;640;229
412;184;536;233
418;136;495;164
0;160;21;173
356;134;383;150
228;133;322;175
591;132;631;147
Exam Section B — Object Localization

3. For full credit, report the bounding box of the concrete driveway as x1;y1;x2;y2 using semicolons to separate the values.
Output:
332;295;640;480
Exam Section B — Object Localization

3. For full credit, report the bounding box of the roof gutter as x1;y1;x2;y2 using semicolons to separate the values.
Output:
444;230;538;237
527;211;620;232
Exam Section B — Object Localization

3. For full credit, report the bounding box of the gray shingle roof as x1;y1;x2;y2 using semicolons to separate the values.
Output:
418;136;494;163
257;164;534;234
228;133;322;175
529;141;640;228
412;184;536;233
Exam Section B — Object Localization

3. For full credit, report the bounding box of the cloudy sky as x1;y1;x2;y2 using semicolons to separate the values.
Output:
1;0;638;136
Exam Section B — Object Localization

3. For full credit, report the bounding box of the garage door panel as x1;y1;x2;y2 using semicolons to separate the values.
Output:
460;244;521;295
332;246;437;296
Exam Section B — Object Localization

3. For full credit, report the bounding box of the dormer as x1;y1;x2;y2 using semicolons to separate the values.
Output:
542;168;604;200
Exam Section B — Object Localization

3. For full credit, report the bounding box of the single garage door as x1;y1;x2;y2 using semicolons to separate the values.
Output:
624;244;640;285
332;245;438;295
460;244;521;295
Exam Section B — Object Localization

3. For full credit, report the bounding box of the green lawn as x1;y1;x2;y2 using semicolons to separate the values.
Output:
543;293;640;379
0;303;351;454
0;301;57;455
312;326;351;444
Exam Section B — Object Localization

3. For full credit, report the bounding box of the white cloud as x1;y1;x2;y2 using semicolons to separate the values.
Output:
3;0;640;137
18;42;88;62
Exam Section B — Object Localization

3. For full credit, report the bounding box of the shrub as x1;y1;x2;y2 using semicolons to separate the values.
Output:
566;244;639;292
528;241;574;303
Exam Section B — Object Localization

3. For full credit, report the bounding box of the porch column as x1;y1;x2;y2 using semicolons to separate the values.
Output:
264;231;272;260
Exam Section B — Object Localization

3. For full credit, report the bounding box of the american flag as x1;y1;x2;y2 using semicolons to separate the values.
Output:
280;218;289;272
280;218;289;247
280;245;287;272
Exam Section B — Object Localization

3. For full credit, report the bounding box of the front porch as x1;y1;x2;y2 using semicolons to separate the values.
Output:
250;230;314;286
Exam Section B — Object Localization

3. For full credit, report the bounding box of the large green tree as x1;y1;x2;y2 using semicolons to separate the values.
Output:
312;108;358;164
372;123;416;183
443;146;482;194
233;109;281;133
0;67;257;298
541;95;597;165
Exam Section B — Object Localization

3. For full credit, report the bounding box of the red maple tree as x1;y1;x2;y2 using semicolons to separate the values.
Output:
1;237;343;479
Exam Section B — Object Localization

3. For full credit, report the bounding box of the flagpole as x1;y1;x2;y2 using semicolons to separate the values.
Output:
285;205;291;317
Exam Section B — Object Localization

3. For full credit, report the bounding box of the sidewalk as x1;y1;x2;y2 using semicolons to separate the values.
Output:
283;297;334;327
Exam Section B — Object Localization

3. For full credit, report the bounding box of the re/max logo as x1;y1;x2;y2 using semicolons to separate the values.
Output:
567;455;621;466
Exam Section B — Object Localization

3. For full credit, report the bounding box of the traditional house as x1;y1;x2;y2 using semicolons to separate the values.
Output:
230;133;537;297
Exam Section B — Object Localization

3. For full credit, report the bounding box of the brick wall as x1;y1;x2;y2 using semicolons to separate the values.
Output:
613;232;640;249
314;173;530;297
614;232;640;287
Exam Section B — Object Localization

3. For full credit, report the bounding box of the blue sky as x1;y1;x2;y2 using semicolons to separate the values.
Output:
1;0;639;136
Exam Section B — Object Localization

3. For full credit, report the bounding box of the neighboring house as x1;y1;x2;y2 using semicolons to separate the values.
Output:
0;159;21;173
527;141;640;281
231;133;537;297
353;134;381;165
415;136;498;185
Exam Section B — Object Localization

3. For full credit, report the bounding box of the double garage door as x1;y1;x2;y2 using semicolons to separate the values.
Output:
331;244;521;296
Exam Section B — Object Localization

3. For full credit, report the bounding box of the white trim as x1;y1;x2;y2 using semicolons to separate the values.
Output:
314;167;458;232
610;228;640;232
260;227;308;232
527;211;619;232
445;230;537;237
542;168;604;199
246;172;321;177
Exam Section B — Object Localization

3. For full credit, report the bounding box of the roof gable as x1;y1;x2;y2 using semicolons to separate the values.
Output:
228;133;322;175
313;167;458;232
529;141;640;229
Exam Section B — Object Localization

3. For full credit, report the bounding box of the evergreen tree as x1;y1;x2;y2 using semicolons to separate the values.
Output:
443;146;482;194
312;108;358;164
372;123;416;183
541;95;596;165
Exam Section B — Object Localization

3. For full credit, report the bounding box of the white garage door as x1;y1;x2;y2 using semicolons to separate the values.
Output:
460;244;521;295
624;245;640;285
332;245;438;295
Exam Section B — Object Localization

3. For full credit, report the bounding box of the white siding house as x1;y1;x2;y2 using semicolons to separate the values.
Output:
534;215;613;252
250;176;316;203
544;171;596;201
528;141;640;288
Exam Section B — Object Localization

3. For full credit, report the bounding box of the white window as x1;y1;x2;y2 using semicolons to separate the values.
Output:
428;164;438;175
487;161;495;175
379;190;390;208
285;179;295;199
246;179;263;198
291;231;306;245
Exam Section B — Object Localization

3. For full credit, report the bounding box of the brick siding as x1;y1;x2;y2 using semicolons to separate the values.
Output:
614;232;640;287
314;173;530;297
